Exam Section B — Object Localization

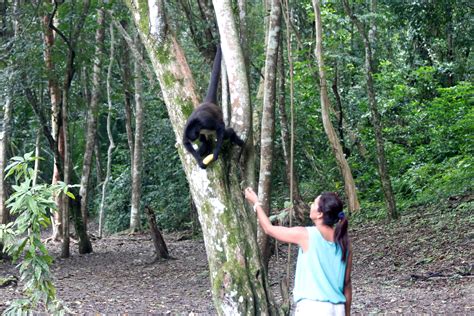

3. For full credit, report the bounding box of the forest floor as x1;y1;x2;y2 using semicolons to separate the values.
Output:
1;194;473;314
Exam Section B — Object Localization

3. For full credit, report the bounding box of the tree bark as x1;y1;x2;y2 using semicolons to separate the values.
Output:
277;36;309;223
119;20;135;164
178;0;216;62
47;0;91;256
79;5;106;229
99;23;116;238
221;59;230;126
61;81;71;258
145;206;169;260
342;0;397;219
257;0;281;268
127;1;276;313
312;0;360;212
129;34;144;233
32;128;41;186
0;86;12;225
1;1;14;247
42;10;63;241
234;0;256;188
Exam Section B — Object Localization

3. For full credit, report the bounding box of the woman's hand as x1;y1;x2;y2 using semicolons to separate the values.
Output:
244;187;259;205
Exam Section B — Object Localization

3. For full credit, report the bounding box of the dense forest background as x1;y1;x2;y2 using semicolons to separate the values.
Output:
0;0;472;314
2;0;471;232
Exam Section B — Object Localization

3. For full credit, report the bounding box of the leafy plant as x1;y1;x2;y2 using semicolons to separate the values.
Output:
0;152;71;315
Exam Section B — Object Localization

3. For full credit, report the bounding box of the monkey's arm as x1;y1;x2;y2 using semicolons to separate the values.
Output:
183;136;207;169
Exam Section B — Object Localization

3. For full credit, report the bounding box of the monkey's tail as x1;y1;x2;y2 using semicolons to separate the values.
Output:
203;45;222;104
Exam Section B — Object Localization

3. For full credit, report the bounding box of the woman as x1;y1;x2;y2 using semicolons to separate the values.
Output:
244;188;352;316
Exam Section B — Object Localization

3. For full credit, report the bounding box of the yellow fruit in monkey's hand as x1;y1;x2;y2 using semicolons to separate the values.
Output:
203;154;214;165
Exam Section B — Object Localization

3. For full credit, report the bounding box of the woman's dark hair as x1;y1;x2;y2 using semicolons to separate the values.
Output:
318;192;349;262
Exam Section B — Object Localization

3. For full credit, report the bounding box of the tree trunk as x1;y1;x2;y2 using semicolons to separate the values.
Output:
178;0;216;62
79;5;106;229
119;20;135;163
0;87;12;225
0;2;14;256
120;21;134;173
48;0;91;256
94;136;102;186
312;0;360;212
331;63;350;156
277;36;309;223
145;206;169;260
331;64;368;159
32;128;41;186
221;59;230;126
127;1;276;313
342;0;397;219
257;0;281;267
42;12;63;241
70;192;93;254
61;85;71;258
130;34;144;233
99;23;116;238
0;0;21;223
234;0;256;189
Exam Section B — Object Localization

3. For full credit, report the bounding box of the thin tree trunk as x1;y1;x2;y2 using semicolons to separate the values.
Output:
257;0;281;267
94;137;102;186
129;35;144;233
61;87;71;258
47;0;91;256
277;36;309;223
213;0;255;188
342;0;397;218
178;0;215;62
331;62;348;155
145;206;169;260
312;0;360;212
80;5;106;229
331;63;368;158
0;88;12;225
32;128;41;186
99;23;116;238
119;20;134;163
0;1;12;256
42;11;63;242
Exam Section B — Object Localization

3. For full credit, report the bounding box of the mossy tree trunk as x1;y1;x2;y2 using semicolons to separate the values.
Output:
257;0;282;268
126;1;276;314
312;0;360;212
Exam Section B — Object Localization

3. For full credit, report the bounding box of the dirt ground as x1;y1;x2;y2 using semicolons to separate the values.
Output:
1;197;472;314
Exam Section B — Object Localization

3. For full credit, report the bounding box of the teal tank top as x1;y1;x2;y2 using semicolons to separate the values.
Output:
293;226;347;304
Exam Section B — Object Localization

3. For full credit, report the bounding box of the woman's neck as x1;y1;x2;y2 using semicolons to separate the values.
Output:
315;221;335;242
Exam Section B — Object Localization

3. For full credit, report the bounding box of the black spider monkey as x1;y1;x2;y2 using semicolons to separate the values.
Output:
183;45;244;169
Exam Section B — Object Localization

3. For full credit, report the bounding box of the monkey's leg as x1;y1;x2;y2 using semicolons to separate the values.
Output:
224;128;245;146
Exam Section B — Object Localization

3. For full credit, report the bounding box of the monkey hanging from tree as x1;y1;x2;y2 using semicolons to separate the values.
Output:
183;45;244;169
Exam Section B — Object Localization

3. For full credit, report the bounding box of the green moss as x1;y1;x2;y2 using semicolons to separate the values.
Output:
162;71;174;89
180;100;195;118
154;45;171;65
136;0;150;33
211;260;258;314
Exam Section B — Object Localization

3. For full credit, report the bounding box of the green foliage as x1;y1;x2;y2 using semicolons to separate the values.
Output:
0;153;70;315
96;91;191;233
3;0;472;234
